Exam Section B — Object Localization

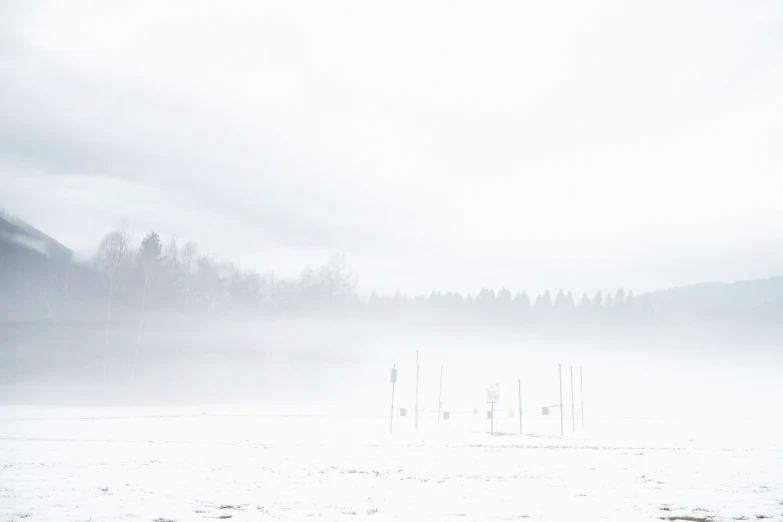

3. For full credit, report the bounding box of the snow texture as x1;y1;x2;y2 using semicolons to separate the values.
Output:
1;406;781;521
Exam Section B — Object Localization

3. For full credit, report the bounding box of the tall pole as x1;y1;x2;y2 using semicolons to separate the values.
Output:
491;402;495;436
437;365;443;425
570;366;575;432
390;381;395;434
580;367;584;428
390;364;397;435
415;350;419;434
559;364;564;437
518;378;522;435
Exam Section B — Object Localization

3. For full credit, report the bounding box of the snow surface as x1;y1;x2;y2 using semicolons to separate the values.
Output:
1;406;782;522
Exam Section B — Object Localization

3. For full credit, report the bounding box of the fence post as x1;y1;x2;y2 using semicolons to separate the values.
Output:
518;378;522;435
437;365;443;425
559;364;563;437
580;367;585;428
415;350;419;434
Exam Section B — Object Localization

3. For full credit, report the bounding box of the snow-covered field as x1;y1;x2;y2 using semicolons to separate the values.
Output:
1;406;782;522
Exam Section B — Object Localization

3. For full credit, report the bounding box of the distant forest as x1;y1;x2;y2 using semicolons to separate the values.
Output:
0;219;657;327
3;215;782;403
3;217;783;330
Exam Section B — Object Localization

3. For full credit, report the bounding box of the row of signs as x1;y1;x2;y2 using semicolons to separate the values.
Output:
393;368;551;418
399;407;553;417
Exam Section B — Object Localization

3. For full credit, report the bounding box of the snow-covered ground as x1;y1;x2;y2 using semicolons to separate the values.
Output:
1;405;781;522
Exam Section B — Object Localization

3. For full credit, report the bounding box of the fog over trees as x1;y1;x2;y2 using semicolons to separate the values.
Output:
4;216;783;330
2;214;782;405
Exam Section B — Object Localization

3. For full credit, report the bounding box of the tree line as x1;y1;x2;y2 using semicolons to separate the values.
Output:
91;227;358;316
87;226;653;324
3;221;779;389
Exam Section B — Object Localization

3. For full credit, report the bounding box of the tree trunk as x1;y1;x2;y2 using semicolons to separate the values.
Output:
131;267;148;382
103;295;113;382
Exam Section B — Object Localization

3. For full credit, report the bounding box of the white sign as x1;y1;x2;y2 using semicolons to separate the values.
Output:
486;383;500;404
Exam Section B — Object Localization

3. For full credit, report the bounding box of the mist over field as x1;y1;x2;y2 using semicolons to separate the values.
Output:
2;206;783;439
2;1;783;520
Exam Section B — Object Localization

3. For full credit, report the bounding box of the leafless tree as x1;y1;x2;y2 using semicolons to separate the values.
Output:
196;252;221;313
321;252;357;300
164;234;180;269
132;231;162;381
180;240;198;299
181;241;198;277
131;266;149;382
94;226;132;381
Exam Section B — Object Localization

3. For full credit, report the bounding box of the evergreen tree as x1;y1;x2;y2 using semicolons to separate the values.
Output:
614;288;627;309
566;291;575;308
137;231;165;304
514;291;531;318
497;288;512;314
625;290;636;315
535;291;553;323
592;291;604;309
642;295;655;318
554;289;568;309
536;290;553;309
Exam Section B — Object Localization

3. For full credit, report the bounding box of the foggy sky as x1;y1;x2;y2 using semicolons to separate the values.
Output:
2;1;782;297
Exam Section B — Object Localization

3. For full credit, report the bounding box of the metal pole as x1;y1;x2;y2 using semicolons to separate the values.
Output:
415;350;419;434
390;382;395;435
437;365;443;425
518;378;522;435
570;366;575;432
559;364;563;437
580;367;584;428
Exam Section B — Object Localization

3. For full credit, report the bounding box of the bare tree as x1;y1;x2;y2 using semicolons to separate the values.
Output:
94;226;132;382
181;241;198;278
134;261;149;374
164;234;180;269
131;231;162;381
180;240;198;300
191;252;226;314
321;252;357;301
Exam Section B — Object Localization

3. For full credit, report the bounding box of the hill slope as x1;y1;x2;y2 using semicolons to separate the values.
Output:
641;276;783;317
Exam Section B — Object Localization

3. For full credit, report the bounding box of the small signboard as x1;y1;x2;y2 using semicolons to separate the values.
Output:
486;383;500;404
391;365;397;384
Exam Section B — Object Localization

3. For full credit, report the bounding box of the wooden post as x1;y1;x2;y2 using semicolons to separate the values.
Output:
390;381;395;434
437;365;443;425
559;364;564;437
518;378;522;435
570;366;575;432
580;367;585;428
415;350;419;434
491;402;495;436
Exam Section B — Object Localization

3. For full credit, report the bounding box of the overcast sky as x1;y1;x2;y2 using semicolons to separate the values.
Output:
2;1;782;297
